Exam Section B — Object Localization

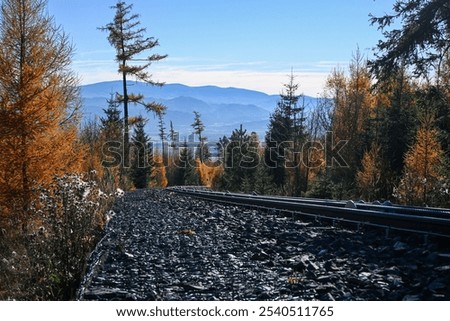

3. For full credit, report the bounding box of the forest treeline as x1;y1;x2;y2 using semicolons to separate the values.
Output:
0;0;449;300
157;49;450;209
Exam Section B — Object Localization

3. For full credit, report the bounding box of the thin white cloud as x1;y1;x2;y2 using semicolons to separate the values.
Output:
152;68;328;96
315;60;349;68
73;58;332;96
73;59;115;68
78;71;120;85
161;58;270;72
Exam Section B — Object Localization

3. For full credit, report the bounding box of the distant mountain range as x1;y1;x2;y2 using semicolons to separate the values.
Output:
80;81;317;141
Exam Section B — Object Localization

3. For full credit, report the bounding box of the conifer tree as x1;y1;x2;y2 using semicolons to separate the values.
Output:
79;120;104;181
370;0;450;174
356;144;384;201
150;153;168;188
100;1;167;168
437;54;450;156
157;111;167;164
169;121;177;148
376;69;417;178
0;0;82;218
100;94;123;142
264;73;304;194
129;119;152;188
304;170;334;199
396;114;445;206
167;154;183;187
253;160;275;195
177;141;198;185
222;125;259;191
99;95;123;189
370;0;450;80
326;50;374;196
191;111;210;162
166;121;181;186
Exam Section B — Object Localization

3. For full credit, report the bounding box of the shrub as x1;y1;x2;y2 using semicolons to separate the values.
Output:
0;173;112;300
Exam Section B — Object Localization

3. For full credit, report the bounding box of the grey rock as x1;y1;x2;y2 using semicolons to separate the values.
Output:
345;200;356;208
402;294;421;301
393;241;408;252
428;279;447;291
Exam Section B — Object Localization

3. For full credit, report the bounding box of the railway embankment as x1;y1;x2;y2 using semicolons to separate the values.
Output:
78;189;450;301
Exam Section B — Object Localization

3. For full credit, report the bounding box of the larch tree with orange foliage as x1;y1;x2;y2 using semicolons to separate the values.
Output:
325;49;374;196
395;114;445;206
150;154;168;188
0;0;82;223
356;144;384;201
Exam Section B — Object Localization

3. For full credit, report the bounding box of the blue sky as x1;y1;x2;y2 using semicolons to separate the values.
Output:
47;0;395;96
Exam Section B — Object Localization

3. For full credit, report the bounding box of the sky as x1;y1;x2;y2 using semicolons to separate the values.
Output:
47;0;396;96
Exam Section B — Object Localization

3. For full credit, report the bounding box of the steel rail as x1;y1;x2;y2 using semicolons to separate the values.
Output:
167;187;450;237
170;187;450;218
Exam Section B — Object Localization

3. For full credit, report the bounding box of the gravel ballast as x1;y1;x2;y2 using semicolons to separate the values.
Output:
78;189;450;301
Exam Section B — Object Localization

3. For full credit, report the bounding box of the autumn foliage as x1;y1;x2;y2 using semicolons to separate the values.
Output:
395;115;445;206
356;144;384;201
197;159;223;188
150;154;168;188
0;0;102;300
0;0;83;224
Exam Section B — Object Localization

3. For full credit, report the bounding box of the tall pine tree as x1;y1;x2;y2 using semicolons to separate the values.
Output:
100;1;167;169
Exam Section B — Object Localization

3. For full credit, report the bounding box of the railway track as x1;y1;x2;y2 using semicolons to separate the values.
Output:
167;186;450;238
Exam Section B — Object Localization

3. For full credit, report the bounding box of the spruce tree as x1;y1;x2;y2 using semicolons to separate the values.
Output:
370;0;450;80
100;94;123;142
130;119;152;188
100;94;124;189
157;111;167;164
222;125;259;191
264;72;304;194
169;121;177;149
265;105;290;190
253;160;275;195
304;170;334;199
178;141;198;185
377;69;417;181
191;111;210;162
